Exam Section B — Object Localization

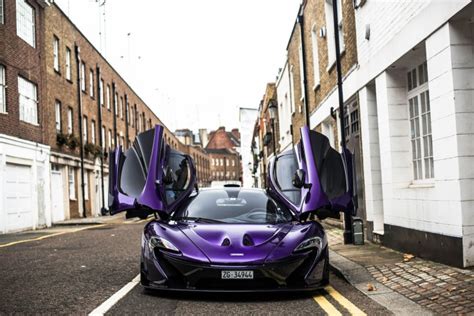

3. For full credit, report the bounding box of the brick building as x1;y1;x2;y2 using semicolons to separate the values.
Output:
0;1;200;233
206;127;242;183
254;0;474;267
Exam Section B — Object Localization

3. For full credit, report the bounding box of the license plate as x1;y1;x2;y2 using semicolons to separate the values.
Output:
221;270;254;279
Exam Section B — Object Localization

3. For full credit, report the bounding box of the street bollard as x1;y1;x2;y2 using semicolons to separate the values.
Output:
352;217;364;245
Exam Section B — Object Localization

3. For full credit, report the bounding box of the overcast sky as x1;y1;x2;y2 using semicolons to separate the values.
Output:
55;0;300;132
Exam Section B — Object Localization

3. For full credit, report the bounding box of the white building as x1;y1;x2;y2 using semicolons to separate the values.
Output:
308;0;473;267
239;107;258;188
276;60;295;152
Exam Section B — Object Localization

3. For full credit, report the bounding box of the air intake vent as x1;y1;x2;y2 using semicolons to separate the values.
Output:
243;234;254;246
221;238;231;246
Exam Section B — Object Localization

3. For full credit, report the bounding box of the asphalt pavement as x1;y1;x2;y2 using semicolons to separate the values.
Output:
0;220;390;315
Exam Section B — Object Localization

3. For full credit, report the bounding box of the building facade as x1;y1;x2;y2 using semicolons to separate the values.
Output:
206;126;242;183
0;1;200;233
256;0;474;267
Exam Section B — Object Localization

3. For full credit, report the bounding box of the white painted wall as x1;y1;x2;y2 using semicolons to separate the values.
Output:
276;60;293;152
0;135;51;234
239;107;258;188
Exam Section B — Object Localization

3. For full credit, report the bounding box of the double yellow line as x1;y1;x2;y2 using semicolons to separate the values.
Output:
0;224;107;249
313;285;366;315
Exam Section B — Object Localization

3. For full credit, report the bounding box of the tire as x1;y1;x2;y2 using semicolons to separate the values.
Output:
321;246;330;286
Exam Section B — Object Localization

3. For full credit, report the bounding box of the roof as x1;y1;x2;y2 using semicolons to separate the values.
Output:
205;148;236;155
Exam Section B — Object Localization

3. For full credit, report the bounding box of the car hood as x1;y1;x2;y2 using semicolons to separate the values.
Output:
178;223;295;264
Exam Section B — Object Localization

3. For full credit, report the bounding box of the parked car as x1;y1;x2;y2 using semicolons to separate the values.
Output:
108;125;356;292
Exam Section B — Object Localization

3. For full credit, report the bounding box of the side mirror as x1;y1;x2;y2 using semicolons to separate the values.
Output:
292;169;306;188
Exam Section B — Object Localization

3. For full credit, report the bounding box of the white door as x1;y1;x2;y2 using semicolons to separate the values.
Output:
51;170;65;222
4;164;33;232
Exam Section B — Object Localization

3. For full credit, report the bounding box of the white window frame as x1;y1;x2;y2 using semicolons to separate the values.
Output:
89;69;94;97
101;126;106;149
91;120;96;144
53;37;60;72
0;65;6;113
80;62;86;92
289;65;296;115
311;24;320;89
108;129;112;149
298;43;305;102
324;0;344;69
68;167;76;200
100;80;104;106
106;84;111;110
83;116;88;142
65;47;71;80
0;0;4;25
120;97;124;119
18;76;38;125
67;107;73;134
16;0;36;47
408;62;434;182
114;92;118;116
55;100;61;132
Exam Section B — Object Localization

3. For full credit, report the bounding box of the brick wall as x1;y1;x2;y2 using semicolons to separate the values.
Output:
0;0;46;144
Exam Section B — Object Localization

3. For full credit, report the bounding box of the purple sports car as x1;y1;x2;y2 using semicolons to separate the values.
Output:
108;125;356;292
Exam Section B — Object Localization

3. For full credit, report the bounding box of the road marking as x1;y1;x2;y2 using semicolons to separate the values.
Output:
0;224;107;249
313;294;342;316
325;285;367;315
89;274;140;316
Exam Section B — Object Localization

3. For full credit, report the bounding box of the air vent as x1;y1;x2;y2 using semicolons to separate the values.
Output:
221;238;231;247
243;234;254;246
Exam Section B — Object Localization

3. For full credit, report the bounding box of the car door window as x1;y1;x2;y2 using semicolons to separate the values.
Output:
165;152;192;204
274;152;301;205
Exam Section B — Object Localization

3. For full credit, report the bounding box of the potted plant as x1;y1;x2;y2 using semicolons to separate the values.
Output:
67;134;80;150
56;132;68;147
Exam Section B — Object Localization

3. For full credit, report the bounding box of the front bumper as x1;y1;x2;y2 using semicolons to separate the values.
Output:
141;245;329;292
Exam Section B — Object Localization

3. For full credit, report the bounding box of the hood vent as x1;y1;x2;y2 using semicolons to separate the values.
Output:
221;238;231;247
243;234;254;246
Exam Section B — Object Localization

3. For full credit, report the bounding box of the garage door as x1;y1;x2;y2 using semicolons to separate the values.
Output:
4;163;33;232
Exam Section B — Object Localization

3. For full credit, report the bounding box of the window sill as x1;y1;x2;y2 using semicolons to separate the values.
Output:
326;48;346;73
66;78;73;84
54;69;61;76
69;197;77;201
313;82;320;91
0;111;8;115
408;181;435;189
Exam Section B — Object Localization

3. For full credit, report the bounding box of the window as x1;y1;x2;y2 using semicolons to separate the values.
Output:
100;79;104;106
289;66;296;114
80;62;86;92
120;97;124;119
108;129;112;148
0;65;5;113
67;107;73;134
106;85;111;110
298;44;305;101
126;104;130;124
84;171;89;200
55;100;61;132
0;0;4;24
89;69;94;97
220;159;223;166
226;159;229;167
311;25;320;87
114;92;118;116
18;76;38;124
16;0;35;47
91;120;96;144
101;126;106;149
232;159;235;167
68;167;76;200
324;0;344;68
83;116;88;142
53;37;60;72
65;48;71;80
408;62;433;180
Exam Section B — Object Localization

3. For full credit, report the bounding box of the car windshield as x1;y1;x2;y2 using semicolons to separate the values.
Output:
173;189;294;224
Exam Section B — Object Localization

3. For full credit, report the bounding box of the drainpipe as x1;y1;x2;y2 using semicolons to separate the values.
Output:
297;11;310;128
332;0;352;244
75;45;87;218
124;94;130;148
112;82;118;146
96;64;106;214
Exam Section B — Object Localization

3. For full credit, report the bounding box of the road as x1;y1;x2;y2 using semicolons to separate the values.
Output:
0;220;390;315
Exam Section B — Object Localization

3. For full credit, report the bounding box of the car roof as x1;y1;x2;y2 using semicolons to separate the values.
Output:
199;187;265;194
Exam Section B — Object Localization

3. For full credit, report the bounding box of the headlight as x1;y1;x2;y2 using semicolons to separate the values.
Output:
148;236;180;253
293;237;322;253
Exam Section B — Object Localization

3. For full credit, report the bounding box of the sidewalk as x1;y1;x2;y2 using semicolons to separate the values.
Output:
53;212;126;226
325;224;474;315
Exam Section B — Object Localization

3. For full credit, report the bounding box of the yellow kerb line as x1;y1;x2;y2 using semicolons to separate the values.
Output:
325;285;367;316
313;294;342;316
0;224;107;249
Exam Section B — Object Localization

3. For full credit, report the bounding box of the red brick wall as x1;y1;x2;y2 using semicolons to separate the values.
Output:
0;0;46;144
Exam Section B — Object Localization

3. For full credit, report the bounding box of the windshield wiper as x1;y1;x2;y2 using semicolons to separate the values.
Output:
175;217;224;224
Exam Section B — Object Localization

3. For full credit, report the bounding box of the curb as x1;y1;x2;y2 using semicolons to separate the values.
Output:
53;214;125;227
329;250;433;315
